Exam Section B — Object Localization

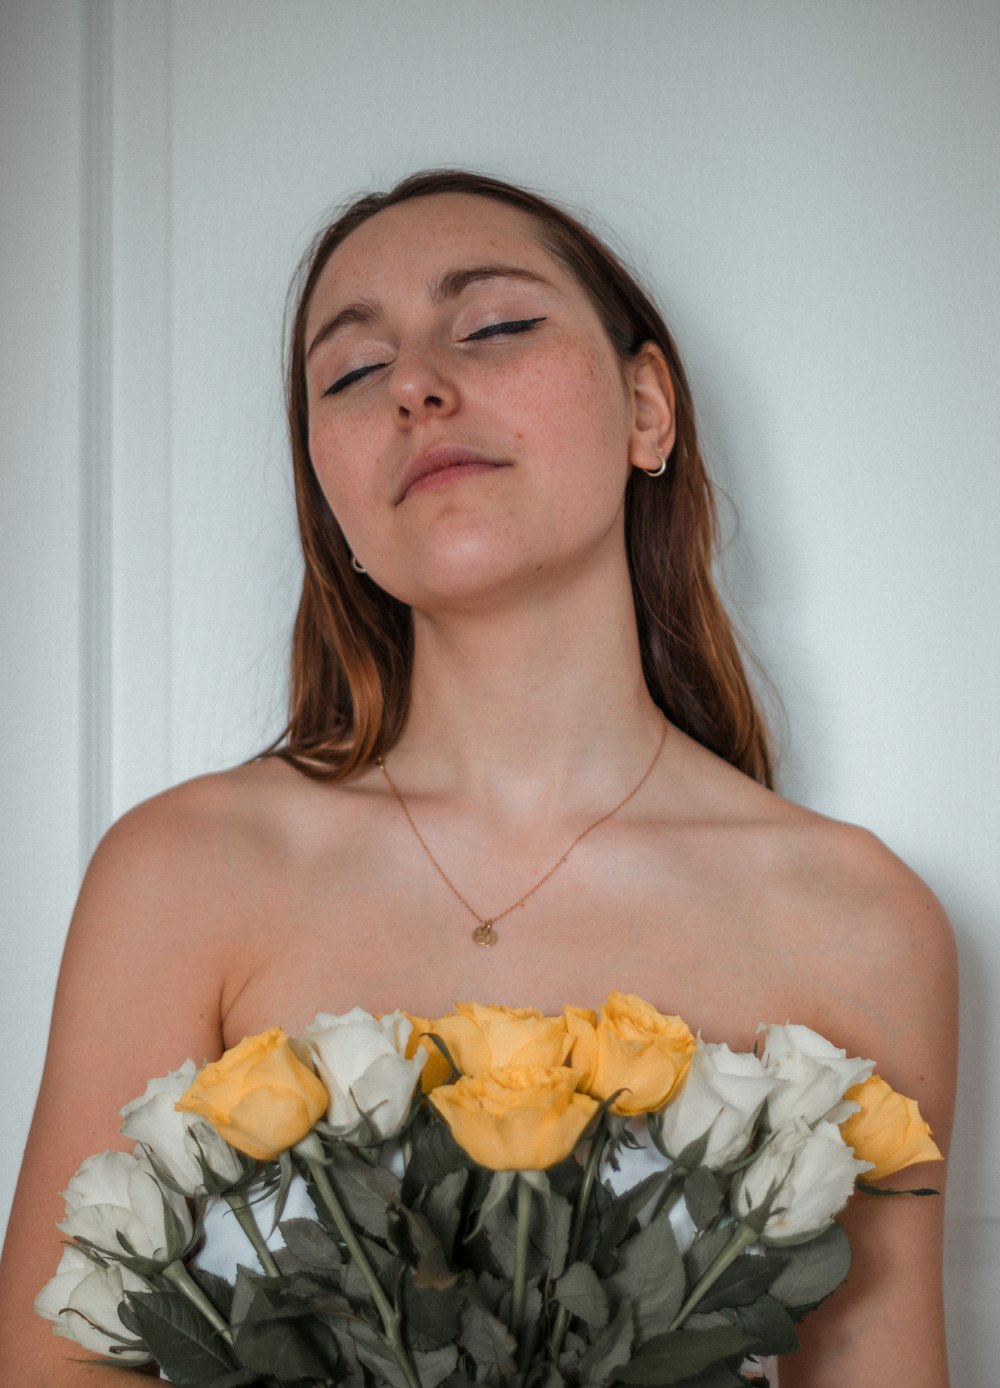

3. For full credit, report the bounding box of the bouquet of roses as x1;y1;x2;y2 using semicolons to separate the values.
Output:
36;992;941;1387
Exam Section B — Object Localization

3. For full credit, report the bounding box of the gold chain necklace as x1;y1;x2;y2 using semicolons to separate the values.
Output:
376;716;668;947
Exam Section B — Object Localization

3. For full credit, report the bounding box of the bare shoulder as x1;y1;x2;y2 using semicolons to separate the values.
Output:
0;757;332;1382
778;809;954;976
682;738;954;961
78;756;332;939
772;807;953;956
752;800;957;1135
678;737;957;1071
50;756;346;1083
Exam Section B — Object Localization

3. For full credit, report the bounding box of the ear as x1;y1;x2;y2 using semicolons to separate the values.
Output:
625;342;676;474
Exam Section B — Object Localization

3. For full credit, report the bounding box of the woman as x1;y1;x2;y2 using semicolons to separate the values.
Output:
0;170;956;1384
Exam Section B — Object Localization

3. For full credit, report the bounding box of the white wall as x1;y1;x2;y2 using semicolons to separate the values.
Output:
3;0;998;1374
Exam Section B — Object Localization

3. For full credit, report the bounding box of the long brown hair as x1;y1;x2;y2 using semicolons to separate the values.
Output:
274;170;773;785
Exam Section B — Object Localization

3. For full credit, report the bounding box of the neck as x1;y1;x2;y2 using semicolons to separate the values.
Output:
392;552;665;822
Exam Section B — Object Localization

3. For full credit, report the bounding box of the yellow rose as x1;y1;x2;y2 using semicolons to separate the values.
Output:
176;1028;328;1161
403;1013;455;1093
571;991;696;1116
839;1074;943;1181
564;1006;599;1089
407;1002;571;1091
430;1065;599;1170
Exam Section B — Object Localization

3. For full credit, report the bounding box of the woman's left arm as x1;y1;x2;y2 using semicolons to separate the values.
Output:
779;837;958;1387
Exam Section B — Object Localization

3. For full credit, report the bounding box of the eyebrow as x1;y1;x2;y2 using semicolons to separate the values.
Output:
305;263;554;361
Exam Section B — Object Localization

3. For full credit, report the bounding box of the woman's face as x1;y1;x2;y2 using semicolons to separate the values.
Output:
303;193;668;610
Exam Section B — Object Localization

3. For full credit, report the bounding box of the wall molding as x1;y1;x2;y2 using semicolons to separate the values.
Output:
80;0;114;864
106;0;175;818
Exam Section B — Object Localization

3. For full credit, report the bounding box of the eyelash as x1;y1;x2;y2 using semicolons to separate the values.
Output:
322;316;547;396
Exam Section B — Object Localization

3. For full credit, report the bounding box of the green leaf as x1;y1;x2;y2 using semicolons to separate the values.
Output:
549;1152;585;1204
348;1315;458;1388
342;1230;397;1307
683;1168;723;1230
613;1325;757;1384
593;1174;649;1258
233;1282;343;1380
684;1224;733;1283
400;1273;462;1351
182;1268;235;1322
402;1117;470;1199
480;1181;520;1280
323;1143;401;1240
475;1268;506;1316
413;1345;460;1388
124;1291;236;1385
270;1150;295;1231
576;1297;634;1384
767;1222;850;1313
668;1366;745;1388
608;1216;685;1338
419;1167;468;1255
530;1366;566;1388
465;1169;516;1244
547;1188;574;1282
576;1170;615;1271
553;1261;609;1329
278;1215;345;1269
731;1292;800;1355
353;1325;419;1388
387;1203;458;1290
498;1276;542;1332
663;1128;714;1175
694;1254;784;1314
229;1267;256;1330
457;1293;517;1374
558;1327;587;1368
856;1180;939;1197
527;1177;557;1265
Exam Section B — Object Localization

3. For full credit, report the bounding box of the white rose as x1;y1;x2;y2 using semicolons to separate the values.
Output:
761;1024;874;1130
35;1244;152;1362
120;1060;247;1195
656;1039;780;1169
732;1118;872;1245
58;1149;193;1266
305;1008;426;1142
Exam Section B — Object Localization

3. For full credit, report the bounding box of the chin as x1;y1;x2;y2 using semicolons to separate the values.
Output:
392;540;539;612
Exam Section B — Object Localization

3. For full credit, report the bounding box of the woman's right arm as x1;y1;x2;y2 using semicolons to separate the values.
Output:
0;786;238;1385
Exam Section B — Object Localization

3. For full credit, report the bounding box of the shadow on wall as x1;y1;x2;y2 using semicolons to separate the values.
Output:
685;320;836;807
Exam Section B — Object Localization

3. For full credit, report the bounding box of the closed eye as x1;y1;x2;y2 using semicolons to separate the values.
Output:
322;317;546;395
464;316;546;341
323;361;388;396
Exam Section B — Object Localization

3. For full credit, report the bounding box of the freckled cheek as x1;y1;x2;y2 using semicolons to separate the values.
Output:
307;421;369;508
518;348;629;472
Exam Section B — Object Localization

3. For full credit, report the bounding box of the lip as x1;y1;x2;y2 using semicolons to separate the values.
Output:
395;446;509;504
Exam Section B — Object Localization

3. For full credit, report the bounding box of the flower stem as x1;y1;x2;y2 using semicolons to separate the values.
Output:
225;1190;280;1277
295;1133;423;1388
162;1259;234;1347
668;1220;759;1330
646;1166;686;1225
510;1176;533;1343
549;1123;609;1361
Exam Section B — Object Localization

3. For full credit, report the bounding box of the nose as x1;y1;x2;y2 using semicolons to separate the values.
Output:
389;344;458;423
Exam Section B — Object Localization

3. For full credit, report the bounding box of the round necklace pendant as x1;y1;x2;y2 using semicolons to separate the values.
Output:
473;920;498;948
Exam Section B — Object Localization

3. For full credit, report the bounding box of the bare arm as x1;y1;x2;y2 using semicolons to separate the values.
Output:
0;787;236;1385
778;834;958;1386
